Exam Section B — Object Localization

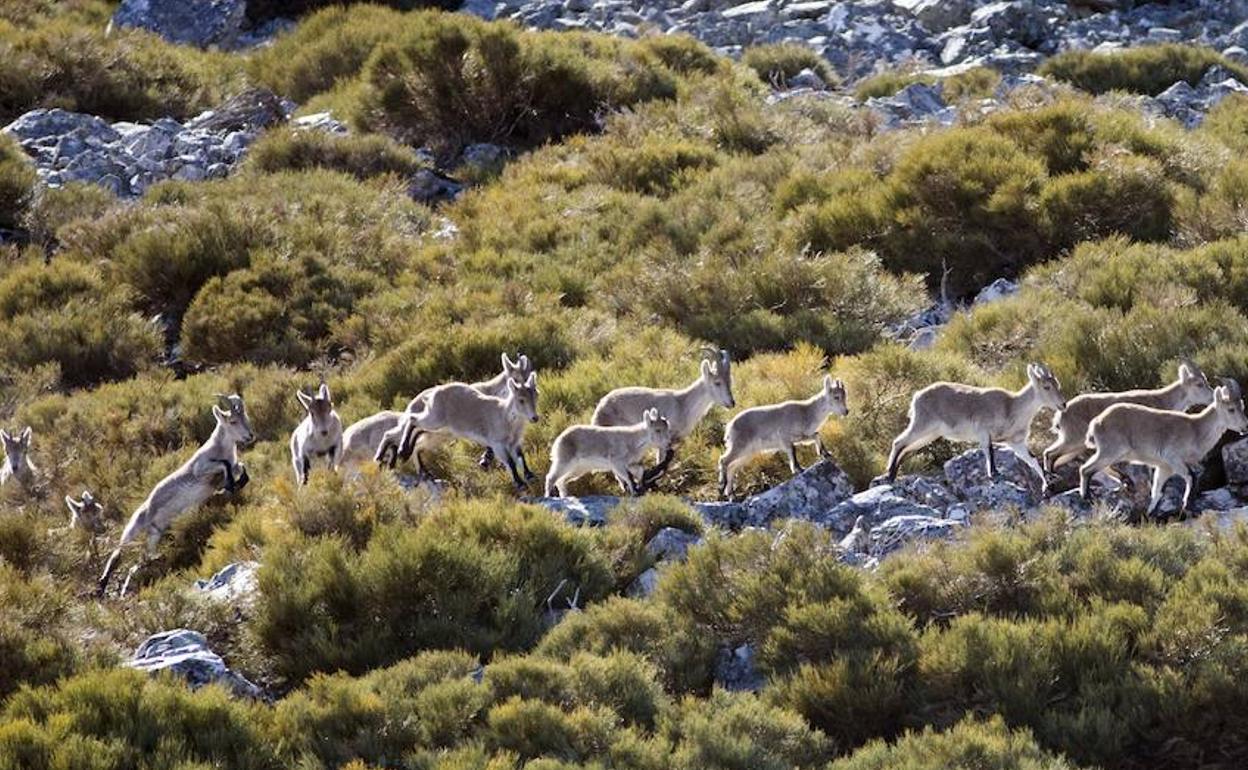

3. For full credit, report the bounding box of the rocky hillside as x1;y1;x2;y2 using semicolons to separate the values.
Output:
4;1;1248;769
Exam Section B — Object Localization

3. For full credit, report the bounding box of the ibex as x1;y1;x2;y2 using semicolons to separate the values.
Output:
1080;378;1248;518
1044;361;1214;472
718;375;848;498
886;363;1066;494
545;408;673;497
65;490;104;533
396;353;534;469
290;382;343;485
591;348;734;489
340;410;405;471
376;373;539;490
98;394;254;598
0;427;37;489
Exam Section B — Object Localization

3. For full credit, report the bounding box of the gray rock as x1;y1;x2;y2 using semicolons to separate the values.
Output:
111;0;246;49
291;112;349;135
645;527;702;562
944;447;1040;497
194;561;259;606
738;459;856;528
713;643;763;692
824;485;946;533
1221;436;1248;488
4;109;119;144
627;567;661;597
535;495;618;526
897;0;971;33
459;142;510;173
408;169;464;204
973;277;1019;306
786;67;828;90
869;514;961;556
128;629;262;698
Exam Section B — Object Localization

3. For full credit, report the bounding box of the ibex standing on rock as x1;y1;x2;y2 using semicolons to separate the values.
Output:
1080;378;1248;518
592;348;735;490
545;408;673;497
98;394;254;598
290;382;343;485
376;374;540;490
718;375;848;499
886;363;1066;494
0;427;37;490
1044;361;1214;472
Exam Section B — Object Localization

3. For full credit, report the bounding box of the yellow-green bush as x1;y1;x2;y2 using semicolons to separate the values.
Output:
829;716;1085;770
742;43;837;87
1038;43;1248;96
0;133;34;231
242;127;425;180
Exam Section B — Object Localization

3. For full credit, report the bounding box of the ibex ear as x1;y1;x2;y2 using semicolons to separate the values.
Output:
519;354;530;372
501;352;515;371
507;377;521;394
701;359;712;377
526;372;537;389
318;382;331;401
20;427;31;444
65;495;80;511
824;375;834;391
1179;363;1194;381
834;378;845;390
212;405;229;422
0;430;10;443
296;390;313;410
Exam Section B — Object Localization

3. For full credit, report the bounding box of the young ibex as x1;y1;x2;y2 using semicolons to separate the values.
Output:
545;408;673;497
377;373;539;490
290;382;343;485
1043;361;1213;472
718;375;848;498
0;427;37;489
1080;378;1248;517
65;490;104;533
396;353;534;469
339;410;405;471
886;363;1066;493
591;348;735;489
98;394;254;598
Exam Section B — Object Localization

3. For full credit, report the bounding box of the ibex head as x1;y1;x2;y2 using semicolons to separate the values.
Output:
1026;363;1066;412
1;426;32;466
699;347;736;409
212;393;255;446
507;372;540;424
1177;358;1215;408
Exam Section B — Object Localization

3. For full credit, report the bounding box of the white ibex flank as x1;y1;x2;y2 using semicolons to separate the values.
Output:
718;375;848;498
395;353;535;468
1044;361;1214;472
98;394;254;598
339;410;405;471
0;427;37;490
545;408;672;497
290;382;343;485
591;348;735;489
886;363;1066;493
1080;377;1248;517
376;373;540;490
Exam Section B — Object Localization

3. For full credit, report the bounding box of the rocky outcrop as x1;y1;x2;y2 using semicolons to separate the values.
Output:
713;643;763;692
111;0;247;49
2;90;294;197
694;459;855;530
195;561;260;611
128;629;262;698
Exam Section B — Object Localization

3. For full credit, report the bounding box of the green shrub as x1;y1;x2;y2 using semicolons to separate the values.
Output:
638;34;723;76
355;13;679;156
0;259;160;387
986;101;1098;175
1199;93;1248;153
1038;43;1248;96
0;668;276;770
0;133;34;230
246;0;457;23
23;182;116;249
1038;154;1174;247
243;126;425;180
254;499;614;682
0;565;82;699
795;127;1048;296
0;21;241;122
830;716;1084;770
855;66;998;102
180;251;374;366
586;136;719;196
664;691;832;770
742;43;837;87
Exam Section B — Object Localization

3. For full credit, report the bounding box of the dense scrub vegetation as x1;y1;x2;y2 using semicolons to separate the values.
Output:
1038;43;1248;95
4;4;1248;770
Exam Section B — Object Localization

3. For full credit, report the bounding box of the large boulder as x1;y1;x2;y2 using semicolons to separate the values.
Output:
111;0;247;49
536;495;618;527
695;460;855;530
645;527;702;562
1222;436;1248;489
870;514;962;557
713;643;763;692
195;561;259;612
895;0;971;32
824;484;946;533
128;629;262;699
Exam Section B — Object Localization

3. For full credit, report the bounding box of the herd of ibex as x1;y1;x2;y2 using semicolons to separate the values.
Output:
1;350;1243;598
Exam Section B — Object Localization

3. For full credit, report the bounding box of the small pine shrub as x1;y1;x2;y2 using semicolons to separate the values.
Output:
1038;43;1248;96
0;133;35;230
638;34;723;76
829;716;1083;770
22;182;116;249
244;127;425;180
742;43;837;87
1038;154;1175;247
